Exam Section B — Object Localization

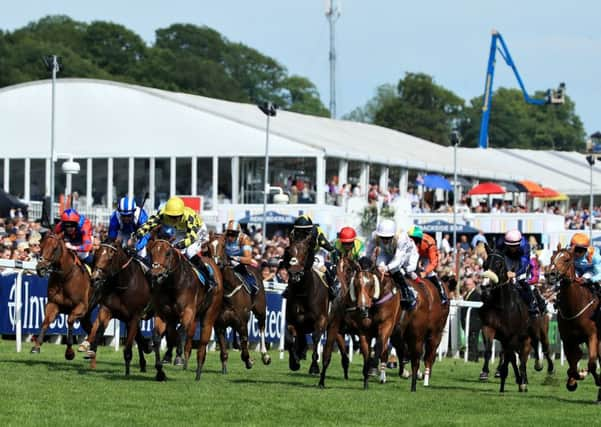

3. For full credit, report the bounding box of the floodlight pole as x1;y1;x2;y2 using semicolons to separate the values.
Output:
48;55;60;222
258;102;277;254
451;130;461;291
325;0;341;118
588;155;595;240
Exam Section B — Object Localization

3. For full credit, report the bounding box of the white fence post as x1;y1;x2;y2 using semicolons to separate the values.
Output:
15;271;23;353
279;296;287;360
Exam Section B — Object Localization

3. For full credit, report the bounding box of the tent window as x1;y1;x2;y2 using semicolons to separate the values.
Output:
134;158;150;207
113;158;129;205
154;158;170;209
9;159;25;198
197;158;213;210
92;158;108;206
176;158;192;195
30;159;46;201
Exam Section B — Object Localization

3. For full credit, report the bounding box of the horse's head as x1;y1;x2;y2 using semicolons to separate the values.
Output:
482;246;508;287
286;235;314;284
147;239;178;285
36;233;64;277
91;242;123;286
548;244;574;287
349;258;380;318
207;232;226;268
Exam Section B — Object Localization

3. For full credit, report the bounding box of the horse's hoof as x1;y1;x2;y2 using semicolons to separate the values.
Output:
368;367;378;377
143;340;153;354
30;347;40;354
566;380;578;392
534;361;543;372
84;350;95;360
174;356;184;367
161;355;172;364
363;381;369;390
519;384;528;392
262;353;272;365
479;372;489;381
401;368;410;379
77;341;90;352
417;370;423;381
309;364;320;375
494;370;501;378
195;372;201;381
155;371;167;382
289;358;301;372
222;367;228;375
380;378;386;385
140;366;147;373
318;382;325;389
245;359;254;370
65;348;75;361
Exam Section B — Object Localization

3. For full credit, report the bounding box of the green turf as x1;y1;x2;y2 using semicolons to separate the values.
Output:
0;339;598;426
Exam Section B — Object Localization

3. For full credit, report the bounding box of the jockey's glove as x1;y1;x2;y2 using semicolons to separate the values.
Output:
174;240;186;250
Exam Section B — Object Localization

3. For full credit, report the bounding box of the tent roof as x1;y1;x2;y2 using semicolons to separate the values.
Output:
0;78;597;195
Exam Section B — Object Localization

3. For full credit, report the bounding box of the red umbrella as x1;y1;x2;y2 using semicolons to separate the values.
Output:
467;182;506;196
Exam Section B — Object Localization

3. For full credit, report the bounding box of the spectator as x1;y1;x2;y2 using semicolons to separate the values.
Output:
459;234;471;253
461;276;482;362
471;230;487;248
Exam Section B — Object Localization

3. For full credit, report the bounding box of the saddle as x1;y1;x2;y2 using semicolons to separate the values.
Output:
311;267;330;289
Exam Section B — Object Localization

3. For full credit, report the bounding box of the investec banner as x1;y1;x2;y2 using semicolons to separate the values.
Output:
0;273;86;335
0;273;284;344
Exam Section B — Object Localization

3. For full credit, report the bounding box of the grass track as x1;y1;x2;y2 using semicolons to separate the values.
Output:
0;339;599;426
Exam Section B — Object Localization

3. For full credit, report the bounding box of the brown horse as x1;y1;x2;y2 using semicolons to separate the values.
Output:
548;245;601;401
319;256;398;389
390;275;450;391
87;242;152;375
207;232;271;374
31;232;93;360
147;238;223;381
285;234;330;374
478;246;532;393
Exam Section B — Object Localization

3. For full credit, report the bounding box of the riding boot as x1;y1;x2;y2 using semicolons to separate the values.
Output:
325;262;338;301
519;282;538;318
234;264;258;297
429;275;448;305
189;255;216;289
391;270;416;310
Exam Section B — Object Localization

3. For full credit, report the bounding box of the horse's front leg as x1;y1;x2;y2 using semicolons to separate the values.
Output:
31;302;60;353
309;317;327;375
195;297;221;381
152;316;168;381
65;302;87;361
88;306;111;369
587;333;601;386
123;317;140;376
286;324;300;371
480;325;495;381
180;306;196;371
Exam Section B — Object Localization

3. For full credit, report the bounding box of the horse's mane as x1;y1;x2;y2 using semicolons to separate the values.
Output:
357;256;373;271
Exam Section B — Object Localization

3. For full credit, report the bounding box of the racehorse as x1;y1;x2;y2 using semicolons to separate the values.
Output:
319;256;398;389
390;275;450;392
87;242;152;375
146;238;223;381
478;246;531;392
31;232;93;360
207;233;271;374
285;233;330;374
548;245;601;401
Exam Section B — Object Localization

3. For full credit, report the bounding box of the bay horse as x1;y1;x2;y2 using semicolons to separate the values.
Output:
478;246;531;392
207;232;271;374
285;233;330;374
319;256;398;389
548;245;601;401
87;242;152;375
390;275;449;392
147;238;223;381
31;232;93;360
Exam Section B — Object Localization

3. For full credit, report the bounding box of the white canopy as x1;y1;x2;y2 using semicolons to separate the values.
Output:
0;78;595;195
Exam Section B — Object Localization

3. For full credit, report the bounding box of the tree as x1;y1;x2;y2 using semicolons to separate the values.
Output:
343;83;396;123
373;73;464;145
460;87;586;150
280;75;329;117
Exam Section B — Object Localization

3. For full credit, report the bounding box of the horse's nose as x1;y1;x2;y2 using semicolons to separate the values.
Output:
359;306;369;318
289;257;299;266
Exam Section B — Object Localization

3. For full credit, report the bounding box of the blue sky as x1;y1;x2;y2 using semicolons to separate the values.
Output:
4;1;600;135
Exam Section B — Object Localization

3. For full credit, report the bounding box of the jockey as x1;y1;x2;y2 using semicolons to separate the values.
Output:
528;254;547;314
407;225;448;304
499;229;538;317
54;208;94;265
223;219;259;297
570;233;601;295
368;219;419;310
289;215;338;300
134;196;215;288
108;196;148;248
332;226;365;263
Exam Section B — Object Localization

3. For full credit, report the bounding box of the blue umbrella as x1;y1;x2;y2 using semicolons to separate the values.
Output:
422;175;452;191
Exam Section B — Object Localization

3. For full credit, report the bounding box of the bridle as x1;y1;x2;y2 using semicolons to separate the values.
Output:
92;243;134;284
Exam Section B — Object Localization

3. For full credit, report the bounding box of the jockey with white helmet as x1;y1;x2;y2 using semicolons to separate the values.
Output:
368;219;419;310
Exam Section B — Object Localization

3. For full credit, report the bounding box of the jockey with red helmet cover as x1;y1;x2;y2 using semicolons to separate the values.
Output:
333;226;365;263
570;233;601;293
498;229;538;316
54;208;94;264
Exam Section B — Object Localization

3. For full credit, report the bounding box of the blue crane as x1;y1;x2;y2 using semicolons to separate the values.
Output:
478;29;565;149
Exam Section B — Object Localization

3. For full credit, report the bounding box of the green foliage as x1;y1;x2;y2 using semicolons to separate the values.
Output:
459;88;586;150
347;73;586;151
360;204;394;236
373;73;464;146
0;16;329;117
1;340;601;426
